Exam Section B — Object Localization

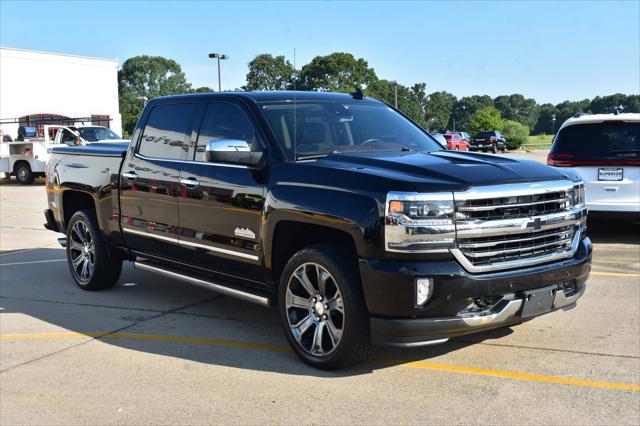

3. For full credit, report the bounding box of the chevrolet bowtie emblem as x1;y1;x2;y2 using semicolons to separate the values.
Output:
527;218;543;231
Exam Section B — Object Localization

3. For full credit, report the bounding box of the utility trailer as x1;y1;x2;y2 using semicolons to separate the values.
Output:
0;116;126;184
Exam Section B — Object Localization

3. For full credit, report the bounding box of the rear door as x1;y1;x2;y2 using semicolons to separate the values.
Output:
177;99;266;282
552;121;640;211
120;101;196;259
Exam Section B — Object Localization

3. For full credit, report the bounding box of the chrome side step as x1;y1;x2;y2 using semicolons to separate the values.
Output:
133;260;271;307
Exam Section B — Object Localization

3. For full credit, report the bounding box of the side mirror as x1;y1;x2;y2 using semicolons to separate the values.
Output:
205;139;264;167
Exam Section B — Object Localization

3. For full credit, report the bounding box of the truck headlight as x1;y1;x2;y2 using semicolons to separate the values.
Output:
571;183;585;207
385;192;455;253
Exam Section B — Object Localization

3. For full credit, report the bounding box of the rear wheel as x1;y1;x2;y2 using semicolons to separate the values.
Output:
278;245;374;370
490;144;497;154
66;210;122;290
15;163;34;185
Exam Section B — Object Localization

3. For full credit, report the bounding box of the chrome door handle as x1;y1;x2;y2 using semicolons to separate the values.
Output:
122;171;138;180
180;177;200;188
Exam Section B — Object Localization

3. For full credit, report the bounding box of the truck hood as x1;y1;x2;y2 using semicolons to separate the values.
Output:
313;150;578;190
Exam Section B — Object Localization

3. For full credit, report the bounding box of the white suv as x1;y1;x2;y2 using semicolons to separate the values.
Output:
547;113;639;219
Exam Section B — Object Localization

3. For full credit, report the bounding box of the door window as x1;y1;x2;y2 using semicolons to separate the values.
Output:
194;102;260;162
138;103;194;160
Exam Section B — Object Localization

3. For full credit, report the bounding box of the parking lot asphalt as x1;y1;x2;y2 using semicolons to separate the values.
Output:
1;151;639;425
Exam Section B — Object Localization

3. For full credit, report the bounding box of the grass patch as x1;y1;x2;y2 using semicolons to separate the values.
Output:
523;134;553;150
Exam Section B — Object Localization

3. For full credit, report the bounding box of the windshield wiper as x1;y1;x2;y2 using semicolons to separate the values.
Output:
297;154;329;161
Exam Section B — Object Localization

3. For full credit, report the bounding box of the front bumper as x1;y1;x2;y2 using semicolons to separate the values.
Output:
360;236;592;346
371;283;586;347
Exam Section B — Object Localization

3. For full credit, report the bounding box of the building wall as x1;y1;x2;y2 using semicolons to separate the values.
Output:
0;47;122;137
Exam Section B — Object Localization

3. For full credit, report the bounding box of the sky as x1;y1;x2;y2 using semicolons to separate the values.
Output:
1;0;638;104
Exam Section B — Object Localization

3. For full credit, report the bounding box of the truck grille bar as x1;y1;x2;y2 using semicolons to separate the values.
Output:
451;181;586;273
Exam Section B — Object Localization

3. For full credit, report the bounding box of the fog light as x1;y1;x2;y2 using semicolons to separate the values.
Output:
416;278;433;306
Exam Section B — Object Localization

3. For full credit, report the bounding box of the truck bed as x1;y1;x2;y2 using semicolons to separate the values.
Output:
49;141;129;157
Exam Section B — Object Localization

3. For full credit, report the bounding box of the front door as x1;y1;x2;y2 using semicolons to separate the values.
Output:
177;100;266;282
120;101;196;260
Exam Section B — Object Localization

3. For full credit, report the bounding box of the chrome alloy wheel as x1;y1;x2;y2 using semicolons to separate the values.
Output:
17;167;27;181
285;262;345;356
69;221;95;282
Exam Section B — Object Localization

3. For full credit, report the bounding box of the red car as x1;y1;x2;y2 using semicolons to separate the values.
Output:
443;133;469;151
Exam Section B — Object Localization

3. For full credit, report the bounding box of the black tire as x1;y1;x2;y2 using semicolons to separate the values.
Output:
15;163;34;185
66;210;122;290
490;144;497;154
278;244;374;370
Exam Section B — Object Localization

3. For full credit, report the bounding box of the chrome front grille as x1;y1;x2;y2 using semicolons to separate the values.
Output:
457;190;571;220
451;180;587;273
457;225;575;266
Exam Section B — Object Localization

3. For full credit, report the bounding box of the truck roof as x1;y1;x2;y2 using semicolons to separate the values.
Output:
154;91;385;104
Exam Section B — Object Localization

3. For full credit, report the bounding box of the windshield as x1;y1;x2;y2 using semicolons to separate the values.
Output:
552;122;639;162
260;101;443;160
476;131;494;138
76;127;122;142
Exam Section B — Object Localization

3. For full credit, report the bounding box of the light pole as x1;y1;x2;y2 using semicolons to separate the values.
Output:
208;53;229;91
551;113;556;135
389;80;399;108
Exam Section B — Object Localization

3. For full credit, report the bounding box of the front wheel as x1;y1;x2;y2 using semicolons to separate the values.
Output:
66;210;122;290
490;144;498;154
278;245;374;370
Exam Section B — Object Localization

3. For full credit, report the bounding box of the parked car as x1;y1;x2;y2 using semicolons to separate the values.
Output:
443;133;469;150
44;91;591;370
547;113;639;220
470;130;507;153
430;132;448;149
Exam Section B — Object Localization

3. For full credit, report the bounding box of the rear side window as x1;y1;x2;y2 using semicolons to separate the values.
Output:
194;101;259;162
138;103;194;160
552;122;640;162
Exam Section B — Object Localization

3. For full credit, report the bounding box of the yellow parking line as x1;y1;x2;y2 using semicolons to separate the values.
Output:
591;271;640;278
1;332;638;392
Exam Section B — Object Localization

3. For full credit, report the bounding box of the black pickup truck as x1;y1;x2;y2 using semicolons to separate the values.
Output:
44;91;591;369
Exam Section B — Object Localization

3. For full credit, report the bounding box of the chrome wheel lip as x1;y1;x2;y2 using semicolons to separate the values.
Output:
285;262;345;357
69;220;95;283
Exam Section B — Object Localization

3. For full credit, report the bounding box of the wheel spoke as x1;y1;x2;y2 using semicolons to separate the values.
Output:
81;258;90;279
71;253;84;269
69;240;83;251
72;224;86;244
291;314;314;341
327;296;344;314
326;317;343;348
286;288;310;310
311;321;325;354
294;267;316;297
317;265;330;297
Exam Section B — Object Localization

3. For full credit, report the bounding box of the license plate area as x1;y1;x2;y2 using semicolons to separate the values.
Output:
520;286;556;318
598;168;623;181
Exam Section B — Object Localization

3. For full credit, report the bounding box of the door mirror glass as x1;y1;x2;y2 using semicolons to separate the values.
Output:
205;139;264;167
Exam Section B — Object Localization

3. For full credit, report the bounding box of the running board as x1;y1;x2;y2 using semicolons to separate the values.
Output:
133;260;271;307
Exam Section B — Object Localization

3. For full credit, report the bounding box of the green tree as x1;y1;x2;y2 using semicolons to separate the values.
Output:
590;93;631;114
298;52;377;93
533;103;559;135
424;91;457;132
493;94;540;129
191;86;214;93
502;120;530;150
367;81;428;127
244;54;295;91
451;95;494;132
470;107;504;134
554;99;591;129
118;55;192;135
